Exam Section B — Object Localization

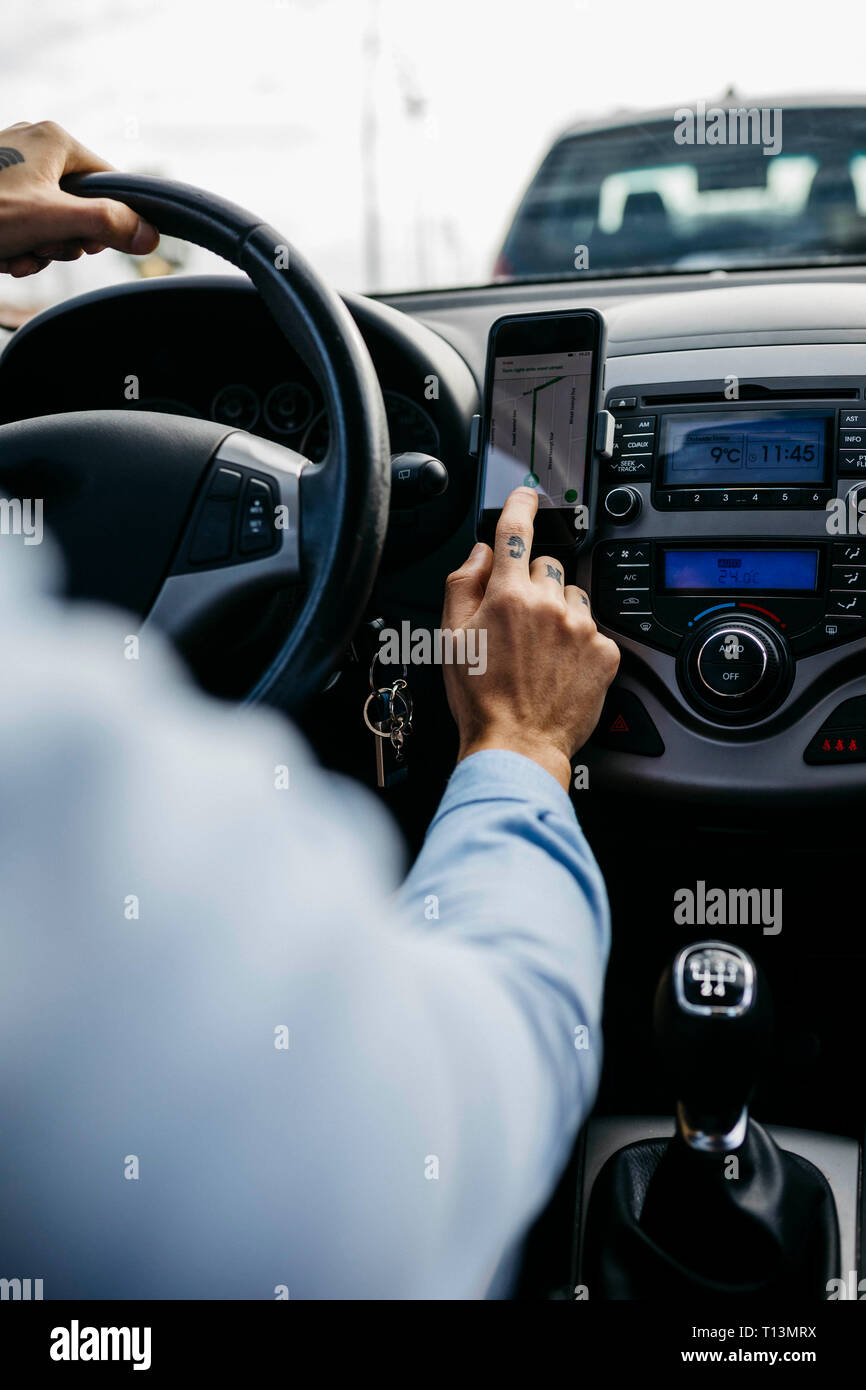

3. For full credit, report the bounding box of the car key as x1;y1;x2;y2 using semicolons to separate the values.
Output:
363;664;412;790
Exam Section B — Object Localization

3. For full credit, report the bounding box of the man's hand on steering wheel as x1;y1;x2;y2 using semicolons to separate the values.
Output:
0;120;158;277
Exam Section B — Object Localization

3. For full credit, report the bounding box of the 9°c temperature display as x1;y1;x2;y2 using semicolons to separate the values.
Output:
662;548;820;593
660;410;831;487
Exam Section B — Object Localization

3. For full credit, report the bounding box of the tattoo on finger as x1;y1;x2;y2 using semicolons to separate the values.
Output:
545;564;563;584
507;535;526;559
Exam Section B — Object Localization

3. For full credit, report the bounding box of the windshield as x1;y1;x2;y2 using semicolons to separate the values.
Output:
2;0;866;320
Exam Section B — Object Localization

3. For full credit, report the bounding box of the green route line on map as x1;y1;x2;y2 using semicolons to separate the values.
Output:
525;376;564;477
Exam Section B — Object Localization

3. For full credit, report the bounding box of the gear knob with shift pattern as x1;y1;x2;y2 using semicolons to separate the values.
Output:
653;941;773;1152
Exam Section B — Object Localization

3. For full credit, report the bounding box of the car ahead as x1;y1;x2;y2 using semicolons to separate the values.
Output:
1;97;865;1308
495;96;866;281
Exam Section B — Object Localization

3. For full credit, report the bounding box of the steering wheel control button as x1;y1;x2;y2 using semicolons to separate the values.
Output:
208;467;242;499
680;617;789;722
189;498;235;565
696;629;767;698
604;485;641;523
239;477;276;554
591;688;664;757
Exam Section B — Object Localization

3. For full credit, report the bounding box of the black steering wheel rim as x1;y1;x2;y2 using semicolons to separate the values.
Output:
47;171;392;709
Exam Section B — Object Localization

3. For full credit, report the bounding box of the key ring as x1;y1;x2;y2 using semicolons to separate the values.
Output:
369;652;408;693
362;683;413;738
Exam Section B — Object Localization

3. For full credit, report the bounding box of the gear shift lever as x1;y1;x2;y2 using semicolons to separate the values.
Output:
583;941;840;1298
654;941;773;1153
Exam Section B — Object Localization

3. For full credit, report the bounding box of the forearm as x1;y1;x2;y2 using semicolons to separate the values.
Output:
395;749;610;1146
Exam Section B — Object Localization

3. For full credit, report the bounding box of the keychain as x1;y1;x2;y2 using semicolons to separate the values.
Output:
363;655;413;789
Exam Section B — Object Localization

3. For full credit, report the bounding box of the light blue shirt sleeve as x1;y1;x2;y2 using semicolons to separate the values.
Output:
0;533;609;1300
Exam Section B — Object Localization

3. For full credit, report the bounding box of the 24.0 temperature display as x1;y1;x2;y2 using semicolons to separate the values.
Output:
662;548;820;592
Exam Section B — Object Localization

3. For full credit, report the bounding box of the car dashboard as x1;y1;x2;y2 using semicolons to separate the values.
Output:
5;268;866;825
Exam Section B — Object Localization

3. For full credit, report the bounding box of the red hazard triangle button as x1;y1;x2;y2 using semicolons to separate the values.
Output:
593;689;664;757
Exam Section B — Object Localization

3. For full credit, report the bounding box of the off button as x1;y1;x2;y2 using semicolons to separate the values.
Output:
696;627;767;698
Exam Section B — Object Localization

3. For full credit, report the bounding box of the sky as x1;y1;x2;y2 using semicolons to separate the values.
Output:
1;0;865;308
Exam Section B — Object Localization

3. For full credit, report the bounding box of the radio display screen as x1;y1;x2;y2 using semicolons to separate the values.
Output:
662;548;820;592
660;410;832;487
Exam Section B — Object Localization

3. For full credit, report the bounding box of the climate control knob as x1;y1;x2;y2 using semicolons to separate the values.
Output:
679;616;790;722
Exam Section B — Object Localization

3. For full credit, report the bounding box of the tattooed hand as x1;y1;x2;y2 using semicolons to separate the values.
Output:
0;121;158;277
442;487;620;791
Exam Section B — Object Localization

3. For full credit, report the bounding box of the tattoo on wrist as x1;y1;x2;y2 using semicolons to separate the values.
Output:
507;535;526;559
0;148;25;172
545;564;562;584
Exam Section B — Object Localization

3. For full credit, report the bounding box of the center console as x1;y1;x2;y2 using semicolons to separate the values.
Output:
581;372;866;797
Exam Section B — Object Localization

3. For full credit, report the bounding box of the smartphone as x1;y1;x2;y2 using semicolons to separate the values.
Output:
476;308;606;552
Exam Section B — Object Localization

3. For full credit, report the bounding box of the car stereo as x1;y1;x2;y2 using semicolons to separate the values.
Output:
593;378;866;724
604;396;866;506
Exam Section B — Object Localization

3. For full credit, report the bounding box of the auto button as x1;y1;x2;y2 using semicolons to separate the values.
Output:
696;628;767;698
680;616;789;722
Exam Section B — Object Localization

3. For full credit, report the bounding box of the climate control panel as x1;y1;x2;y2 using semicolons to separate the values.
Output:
593;539;866;721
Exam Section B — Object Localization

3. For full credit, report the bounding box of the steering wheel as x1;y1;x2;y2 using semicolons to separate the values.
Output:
0;173;391;710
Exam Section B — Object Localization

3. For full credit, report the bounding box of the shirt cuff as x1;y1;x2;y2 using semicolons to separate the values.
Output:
432;749;578;823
